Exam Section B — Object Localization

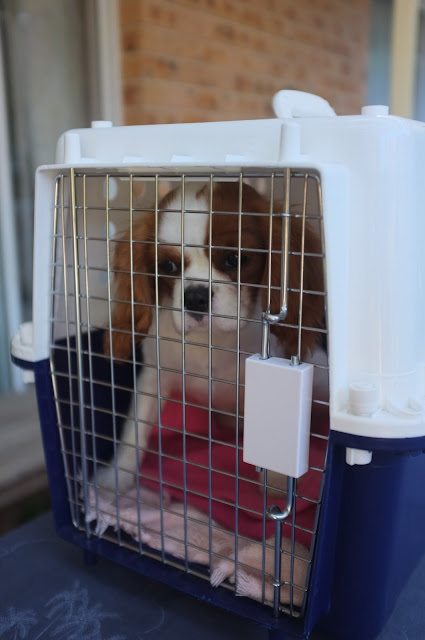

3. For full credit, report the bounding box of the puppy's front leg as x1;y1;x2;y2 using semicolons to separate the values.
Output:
96;366;159;497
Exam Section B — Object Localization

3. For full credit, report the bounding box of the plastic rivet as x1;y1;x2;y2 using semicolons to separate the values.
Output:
349;383;379;416
91;120;113;128
361;105;389;116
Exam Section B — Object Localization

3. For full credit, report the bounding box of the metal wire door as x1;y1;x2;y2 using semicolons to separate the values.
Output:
49;168;329;617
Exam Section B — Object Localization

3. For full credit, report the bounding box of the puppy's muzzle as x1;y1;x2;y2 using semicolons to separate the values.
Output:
184;285;212;321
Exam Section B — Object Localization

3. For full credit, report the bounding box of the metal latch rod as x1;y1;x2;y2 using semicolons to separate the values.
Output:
266;461;295;617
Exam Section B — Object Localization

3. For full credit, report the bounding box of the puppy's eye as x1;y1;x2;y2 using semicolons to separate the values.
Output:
224;253;249;270
159;260;178;274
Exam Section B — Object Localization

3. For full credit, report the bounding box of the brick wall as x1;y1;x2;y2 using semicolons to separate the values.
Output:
120;0;370;125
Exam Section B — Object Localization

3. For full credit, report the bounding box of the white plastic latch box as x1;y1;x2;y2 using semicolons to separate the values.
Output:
243;355;314;478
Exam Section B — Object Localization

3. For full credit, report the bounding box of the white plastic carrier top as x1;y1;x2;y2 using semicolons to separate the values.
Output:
23;90;425;441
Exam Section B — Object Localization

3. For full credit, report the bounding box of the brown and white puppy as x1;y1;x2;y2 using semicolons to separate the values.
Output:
98;181;325;494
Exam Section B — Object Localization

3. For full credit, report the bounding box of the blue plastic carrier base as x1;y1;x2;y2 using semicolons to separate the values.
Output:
18;328;425;640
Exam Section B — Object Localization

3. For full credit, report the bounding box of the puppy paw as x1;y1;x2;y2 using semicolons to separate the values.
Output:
233;570;263;601
210;555;236;587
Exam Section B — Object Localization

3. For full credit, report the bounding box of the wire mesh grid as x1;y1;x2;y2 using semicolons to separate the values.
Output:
49;168;329;618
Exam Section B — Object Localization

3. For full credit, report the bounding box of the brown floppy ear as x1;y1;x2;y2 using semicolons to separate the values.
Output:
260;211;325;359
104;215;155;360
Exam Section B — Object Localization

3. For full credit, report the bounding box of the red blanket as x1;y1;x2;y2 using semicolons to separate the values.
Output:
141;399;328;549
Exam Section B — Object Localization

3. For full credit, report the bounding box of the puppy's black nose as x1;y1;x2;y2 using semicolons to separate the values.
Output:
184;285;210;315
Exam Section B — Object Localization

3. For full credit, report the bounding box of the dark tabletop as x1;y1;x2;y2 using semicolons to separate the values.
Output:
0;512;424;639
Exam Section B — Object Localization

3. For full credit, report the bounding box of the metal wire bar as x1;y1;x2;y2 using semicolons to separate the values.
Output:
208;174;214;570
82;173;100;527
267;476;295;617
127;174;143;553
261;174;276;360
75;236;323;252
232;173;244;588
289;479;298;615
180;175;189;569
301;173;329;617
51;281;326;306
60;175;79;527
263;168;291;324
296;174;309;361
261;469;268;604
50;178;60;345
282;172;310;613
55;212;323;234
70;169;90;537
155;174;166;560
105;174;122;543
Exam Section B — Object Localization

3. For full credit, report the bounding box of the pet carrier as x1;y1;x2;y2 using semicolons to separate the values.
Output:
11;90;425;640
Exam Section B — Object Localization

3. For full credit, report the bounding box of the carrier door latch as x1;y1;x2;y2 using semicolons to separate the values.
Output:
243;353;313;478
243;314;314;617
243;348;314;617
